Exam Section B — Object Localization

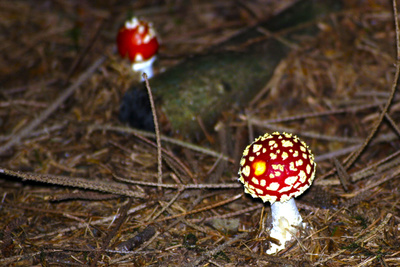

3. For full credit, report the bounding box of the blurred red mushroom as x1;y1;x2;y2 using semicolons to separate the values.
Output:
238;132;316;254
117;17;159;79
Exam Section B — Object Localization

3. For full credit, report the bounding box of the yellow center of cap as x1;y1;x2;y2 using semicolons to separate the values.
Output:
252;160;266;176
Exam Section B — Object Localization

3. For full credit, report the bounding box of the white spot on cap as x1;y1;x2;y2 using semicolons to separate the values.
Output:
282;140;294;147
242;165;250;177
283;132;292;138
245;187;255;195
125;17;140;29
261;194;277;203
289;162;297;171
272;164;284;171
148;28;157;38
256;188;264;195
279;194;291;202
251;177;260;185
267;182;280;191
138;25;145;34
253;144;262;153
269;140;276;147
299;170;307;183
306;164;311;174
279;186;292;193
285;176;297;185
134;54;144;62
143;34;151;44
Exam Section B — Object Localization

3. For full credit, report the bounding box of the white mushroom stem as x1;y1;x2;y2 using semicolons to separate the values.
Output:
132;56;156;80
267;198;303;254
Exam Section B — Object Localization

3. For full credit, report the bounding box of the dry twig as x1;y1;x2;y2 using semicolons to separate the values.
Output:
0;56;106;155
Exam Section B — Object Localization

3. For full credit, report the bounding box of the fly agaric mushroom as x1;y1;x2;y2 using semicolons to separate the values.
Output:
238;132;316;254
116;17;159;79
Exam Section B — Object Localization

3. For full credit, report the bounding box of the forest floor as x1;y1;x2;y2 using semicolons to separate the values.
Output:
0;0;399;266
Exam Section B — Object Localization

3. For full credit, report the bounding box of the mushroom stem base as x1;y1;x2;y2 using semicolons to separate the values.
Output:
267;198;303;254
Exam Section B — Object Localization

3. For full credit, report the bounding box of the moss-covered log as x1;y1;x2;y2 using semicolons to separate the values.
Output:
119;0;342;139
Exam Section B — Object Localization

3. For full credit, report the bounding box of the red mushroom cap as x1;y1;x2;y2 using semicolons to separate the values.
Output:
238;132;316;204
116;17;159;63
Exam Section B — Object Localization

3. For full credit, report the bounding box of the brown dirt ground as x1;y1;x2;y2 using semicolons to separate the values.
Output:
0;0;399;266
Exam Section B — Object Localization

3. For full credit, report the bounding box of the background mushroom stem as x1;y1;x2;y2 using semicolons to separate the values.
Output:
132;57;156;80
267;198;303;254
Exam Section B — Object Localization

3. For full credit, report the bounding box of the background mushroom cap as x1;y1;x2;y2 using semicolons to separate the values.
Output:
238;132;316;204
116;18;159;63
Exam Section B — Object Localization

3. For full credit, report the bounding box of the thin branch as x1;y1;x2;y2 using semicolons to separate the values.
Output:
0;123;66;142
316;149;400;186
0;167;145;198
314;213;393;266
0;56;106;155
333;157;351;191
124;129;194;180
257;102;386;124
88;124;232;162
351;149;400;181
30;202;151;240
151;193;243;225
143;73;163;188
248;119;363;143
91;198;132;267
384;112;400;137
113;174;241;189
184;232;249;267
344;0;400;169
151;189;184;221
